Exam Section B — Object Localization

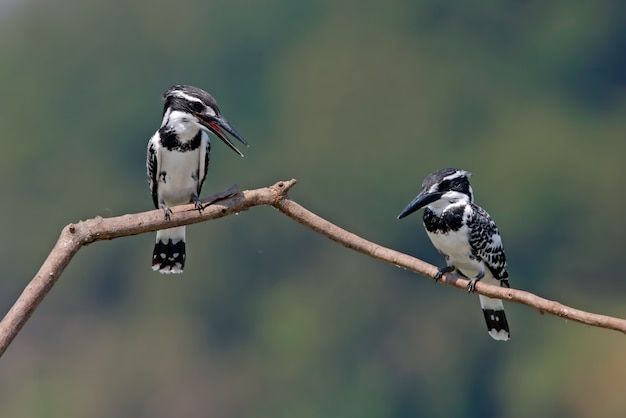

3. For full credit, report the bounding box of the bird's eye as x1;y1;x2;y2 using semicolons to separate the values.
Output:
189;102;204;113
439;180;450;190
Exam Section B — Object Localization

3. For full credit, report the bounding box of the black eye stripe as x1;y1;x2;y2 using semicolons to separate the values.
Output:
189;101;204;112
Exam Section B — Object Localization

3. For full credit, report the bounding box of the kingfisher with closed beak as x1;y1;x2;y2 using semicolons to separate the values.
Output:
398;168;511;341
147;85;248;273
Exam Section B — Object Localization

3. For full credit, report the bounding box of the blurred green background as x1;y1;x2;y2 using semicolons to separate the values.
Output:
1;0;626;417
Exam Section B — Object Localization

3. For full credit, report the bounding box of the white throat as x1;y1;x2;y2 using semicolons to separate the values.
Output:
162;109;202;143
428;191;470;215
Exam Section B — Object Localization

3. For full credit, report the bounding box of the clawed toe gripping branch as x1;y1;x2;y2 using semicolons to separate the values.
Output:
1;179;625;357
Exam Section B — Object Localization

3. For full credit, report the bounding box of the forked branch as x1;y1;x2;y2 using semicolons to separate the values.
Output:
1;179;624;357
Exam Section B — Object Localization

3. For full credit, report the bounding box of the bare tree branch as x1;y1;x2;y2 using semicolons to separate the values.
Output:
1;179;625;357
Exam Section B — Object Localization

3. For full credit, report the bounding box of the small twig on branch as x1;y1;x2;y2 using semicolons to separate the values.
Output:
1;179;625;357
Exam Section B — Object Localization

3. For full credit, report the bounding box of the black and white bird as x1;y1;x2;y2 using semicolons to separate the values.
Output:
147;85;248;274
397;168;511;341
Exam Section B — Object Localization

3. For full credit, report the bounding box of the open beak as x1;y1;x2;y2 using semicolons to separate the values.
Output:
197;114;248;157
397;191;442;219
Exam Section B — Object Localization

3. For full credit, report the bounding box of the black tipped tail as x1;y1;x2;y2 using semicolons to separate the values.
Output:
152;239;186;274
482;309;510;341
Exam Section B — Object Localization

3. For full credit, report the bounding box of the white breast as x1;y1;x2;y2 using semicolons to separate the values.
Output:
158;148;201;205
427;226;483;279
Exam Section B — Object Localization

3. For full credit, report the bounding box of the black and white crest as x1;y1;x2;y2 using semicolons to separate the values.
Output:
421;167;474;203
162;85;221;116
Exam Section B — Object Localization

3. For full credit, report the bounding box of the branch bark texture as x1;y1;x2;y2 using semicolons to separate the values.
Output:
1;179;625;357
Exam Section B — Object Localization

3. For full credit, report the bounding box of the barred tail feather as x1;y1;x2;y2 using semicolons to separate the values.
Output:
152;226;186;274
479;294;510;341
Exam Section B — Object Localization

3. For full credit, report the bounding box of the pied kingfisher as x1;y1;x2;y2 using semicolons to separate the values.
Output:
147;85;248;274
397;168;511;341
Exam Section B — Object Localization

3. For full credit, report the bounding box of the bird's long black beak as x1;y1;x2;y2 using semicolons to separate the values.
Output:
397;191;442;219
197;114;248;157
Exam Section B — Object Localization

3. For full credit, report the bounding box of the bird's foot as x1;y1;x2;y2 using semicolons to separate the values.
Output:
466;268;485;293
501;279;510;289
434;265;455;282
193;196;204;212
162;206;172;221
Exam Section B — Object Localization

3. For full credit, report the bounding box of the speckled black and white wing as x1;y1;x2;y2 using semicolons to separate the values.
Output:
466;204;511;340
467;204;509;285
147;134;161;209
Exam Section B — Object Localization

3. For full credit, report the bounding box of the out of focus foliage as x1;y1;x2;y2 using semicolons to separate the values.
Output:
1;0;626;417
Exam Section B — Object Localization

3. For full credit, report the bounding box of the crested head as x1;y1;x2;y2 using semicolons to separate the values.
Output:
162;84;220;116
422;168;471;192
158;85;222;140
397;168;474;219
157;84;248;156
422;168;473;206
